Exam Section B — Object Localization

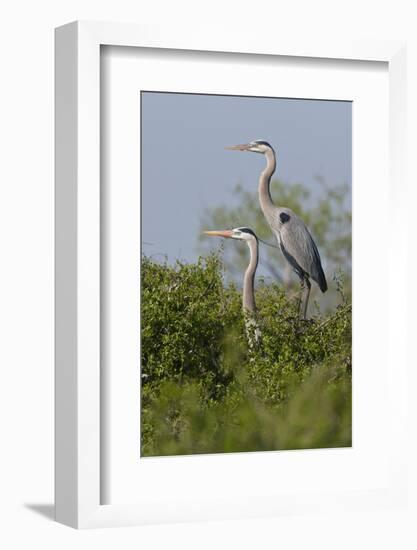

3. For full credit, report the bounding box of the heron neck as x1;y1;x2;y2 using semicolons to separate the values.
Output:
243;239;258;314
258;149;276;222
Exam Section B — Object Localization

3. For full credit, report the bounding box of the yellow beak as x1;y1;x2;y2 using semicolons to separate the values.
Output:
225;143;250;151
203;230;233;238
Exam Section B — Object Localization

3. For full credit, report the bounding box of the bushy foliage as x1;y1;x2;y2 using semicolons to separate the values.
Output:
141;254;241;395
141;253;351;457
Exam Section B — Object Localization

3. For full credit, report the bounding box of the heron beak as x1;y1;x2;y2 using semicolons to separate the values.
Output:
203;230;233;238
225;143;250;151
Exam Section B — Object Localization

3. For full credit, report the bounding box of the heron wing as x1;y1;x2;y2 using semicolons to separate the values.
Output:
272;210;327;292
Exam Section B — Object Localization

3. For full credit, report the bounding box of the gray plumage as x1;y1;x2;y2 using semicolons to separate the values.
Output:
271;207;327;293
226;140;327;319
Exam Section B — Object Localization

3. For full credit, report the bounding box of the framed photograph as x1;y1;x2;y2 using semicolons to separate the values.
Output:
55;21;407;528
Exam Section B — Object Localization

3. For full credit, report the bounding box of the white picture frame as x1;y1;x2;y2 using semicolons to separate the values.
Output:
55;21;407;529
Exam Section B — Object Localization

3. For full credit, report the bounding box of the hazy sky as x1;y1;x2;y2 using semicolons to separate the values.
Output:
141;92;351;266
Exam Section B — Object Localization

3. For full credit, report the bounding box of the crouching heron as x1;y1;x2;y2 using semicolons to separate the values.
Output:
204;227;260;345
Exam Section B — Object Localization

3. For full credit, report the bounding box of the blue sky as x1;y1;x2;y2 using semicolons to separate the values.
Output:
141;92;351;265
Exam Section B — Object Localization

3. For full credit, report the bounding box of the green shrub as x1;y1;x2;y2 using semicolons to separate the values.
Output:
141;253;351;457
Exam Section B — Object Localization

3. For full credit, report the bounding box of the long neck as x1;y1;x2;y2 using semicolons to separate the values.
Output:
242;239;258;314
258;148;277;222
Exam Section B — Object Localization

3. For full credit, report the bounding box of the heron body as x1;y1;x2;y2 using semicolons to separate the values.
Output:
227;140;327;319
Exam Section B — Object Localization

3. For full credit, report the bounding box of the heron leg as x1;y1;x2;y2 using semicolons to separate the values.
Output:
302;277;311;320
298;278;305;318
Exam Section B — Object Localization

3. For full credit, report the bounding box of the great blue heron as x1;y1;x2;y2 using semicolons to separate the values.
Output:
226;140;327;319
204;227;260;344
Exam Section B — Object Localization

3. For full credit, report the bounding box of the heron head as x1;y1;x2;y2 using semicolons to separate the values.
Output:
225;140;273;154
204;227;258;242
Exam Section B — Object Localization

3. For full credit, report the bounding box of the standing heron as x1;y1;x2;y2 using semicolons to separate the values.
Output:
226;140;327;319
204;227;260;344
